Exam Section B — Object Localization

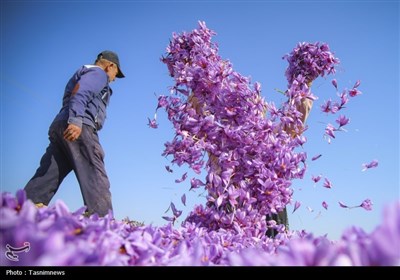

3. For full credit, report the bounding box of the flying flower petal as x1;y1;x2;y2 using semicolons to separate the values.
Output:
339;201;349;208
360;199;373;211
362;160;379;171
335;115;350;128
323;178;332;189
311;175;322;184
175;172;188;183
147;117;158;128
292;201;301;213
332;79;338;89
170;202;182;218
165;165;173;173
162;216;175;222
349;88;362;97
311;154;322;161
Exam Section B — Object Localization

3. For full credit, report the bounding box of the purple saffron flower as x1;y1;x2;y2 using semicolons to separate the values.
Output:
190;178;206;190
162;216;175;222
311;175;322;183
323;178;332;189
147;117;158;128
175;172;188;183
165;165;173;173
369;201;400;266
335;115;350;128
339;199;373;211
360;199;373;211
324;124;336;141
157;95;169;109
362;160;379;171
332;79;338;89
292;201;301;213
170;202;183;218
321;99;332;113
311;154;322;161
339;201;349;208
349;88;362;97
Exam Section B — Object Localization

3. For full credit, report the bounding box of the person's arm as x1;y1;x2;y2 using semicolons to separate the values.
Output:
285;98;313;137
298;97;313;124
65;67;108;141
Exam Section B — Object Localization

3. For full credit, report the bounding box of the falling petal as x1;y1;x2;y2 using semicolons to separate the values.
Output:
353;80;361;88
292;201;301;213
338;201;349;208
165;165;173;173
162;216;175;222
322;201;328;210
349;88;362;97
164;204;171;213
360;199;373;211
312;175;322;183
362;160;379;171
181;194;186;206
323;178;332;189
170;202;182;218
311;154;322;161
147;117;158;128
335;115;350;127
320;99;332;113
332;79;338;89
175;172;188;183
190;178;206;190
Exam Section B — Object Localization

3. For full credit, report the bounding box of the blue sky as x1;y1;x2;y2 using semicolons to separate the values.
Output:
1;0;399;240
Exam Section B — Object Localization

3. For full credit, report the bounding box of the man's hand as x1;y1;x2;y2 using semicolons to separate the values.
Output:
63;124;82;142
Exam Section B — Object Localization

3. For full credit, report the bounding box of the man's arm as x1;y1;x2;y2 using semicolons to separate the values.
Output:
285;98;313;137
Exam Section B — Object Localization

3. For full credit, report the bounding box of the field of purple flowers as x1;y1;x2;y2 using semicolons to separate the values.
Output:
1;22;399;266
1;190;399;266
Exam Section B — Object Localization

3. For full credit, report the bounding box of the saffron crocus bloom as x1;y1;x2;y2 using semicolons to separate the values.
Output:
170;202;183;218
360;199;373;211
311;154;322;161
320;99;332;113
323;178;332;189
335;115;350;128
324;124;336;140
339;201;349;208
292;201;301;213
181;194;186;206
165;165;173;173
175;172;188;183
147;117;158;128
349;88;362;97
332;79;338;89
362;160;378;171
311;175;322;183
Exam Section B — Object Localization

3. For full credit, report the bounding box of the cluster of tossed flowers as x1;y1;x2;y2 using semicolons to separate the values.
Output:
2;22;394;266
150;21;365;233
1;190;399;266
